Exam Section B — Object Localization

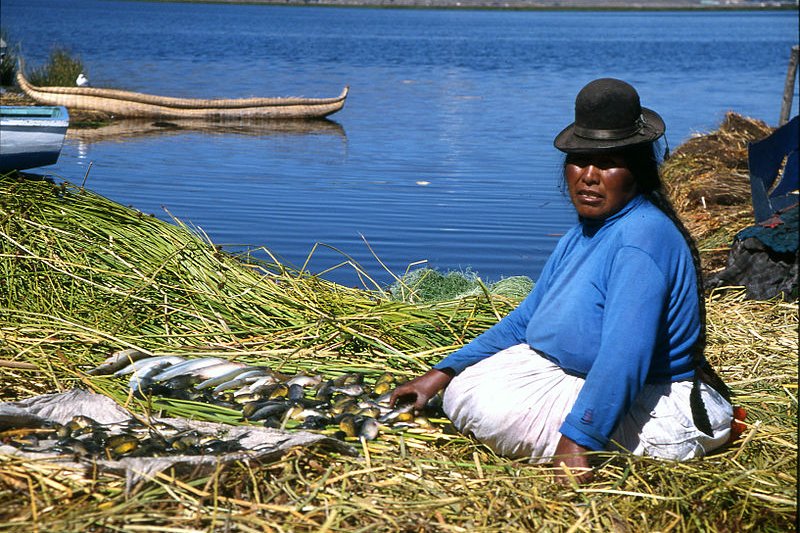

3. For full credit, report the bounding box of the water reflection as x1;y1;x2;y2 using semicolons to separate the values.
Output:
67;118;347;143
76;140;89;160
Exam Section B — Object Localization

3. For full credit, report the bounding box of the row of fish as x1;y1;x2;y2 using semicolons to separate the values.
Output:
86;349;442;443
3;414;244;459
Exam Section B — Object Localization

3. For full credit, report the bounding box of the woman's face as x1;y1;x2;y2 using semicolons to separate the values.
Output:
565;152;638;220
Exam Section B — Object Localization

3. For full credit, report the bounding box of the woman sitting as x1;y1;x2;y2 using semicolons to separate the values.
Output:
390;78;734;483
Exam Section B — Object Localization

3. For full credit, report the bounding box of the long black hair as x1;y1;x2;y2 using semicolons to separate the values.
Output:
562;142;731;402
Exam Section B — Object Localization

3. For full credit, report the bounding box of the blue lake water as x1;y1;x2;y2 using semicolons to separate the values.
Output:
2;0;798;287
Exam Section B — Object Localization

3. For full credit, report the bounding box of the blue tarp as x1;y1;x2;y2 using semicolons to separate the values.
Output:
748;116;799;223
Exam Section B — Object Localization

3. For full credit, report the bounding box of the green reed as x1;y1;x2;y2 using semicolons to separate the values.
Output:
0;170;795;532
24;48;85;87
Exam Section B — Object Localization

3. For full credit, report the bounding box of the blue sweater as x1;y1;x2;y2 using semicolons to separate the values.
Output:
434;195;701;450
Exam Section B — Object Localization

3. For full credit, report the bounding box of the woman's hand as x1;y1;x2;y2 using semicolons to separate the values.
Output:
553;435;593;485
389;368;454;411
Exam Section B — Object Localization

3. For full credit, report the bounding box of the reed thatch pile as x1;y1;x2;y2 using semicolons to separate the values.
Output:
662;112;774;273
1;113;797;531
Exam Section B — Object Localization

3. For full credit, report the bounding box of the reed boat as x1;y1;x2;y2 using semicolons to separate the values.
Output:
0;105;69;172
16;69;348;120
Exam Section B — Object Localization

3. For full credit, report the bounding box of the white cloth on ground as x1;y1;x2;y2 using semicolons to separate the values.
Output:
442;343;732;463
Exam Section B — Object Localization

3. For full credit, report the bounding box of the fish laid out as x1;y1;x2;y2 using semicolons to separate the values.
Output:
86;348;153;375
86;349;443;445
2;414;245;460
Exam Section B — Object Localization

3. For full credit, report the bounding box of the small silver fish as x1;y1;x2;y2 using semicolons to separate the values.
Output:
286;374;322;388
114;356;185;377
247;402;290;421
338;413;358;437
231;375;281;397
129;360;179;392
374;372;396;386
373;392;393;406
356;406;381;418
153;361;245;388
413;416;436;430
372;372;396;395
106;434;139;457
373;381;393;396
332;372;363;387
244;379;289;399
87;348;151;375
331;394;356;409
330;398;358;416
66;415;97;431
194;365;253;390
55;437;91;457
211;369;269;395
315;380;334;401
298;414;331;430
357;399;390;417
147;421;181;438
331;383;364;397
241;401;266;419
150;358;227;382
171;434;200;452
283;404;325;422
287;383;305;402
378;402;415;424
231;392;262;404
179;361;248;383
358;417;380;441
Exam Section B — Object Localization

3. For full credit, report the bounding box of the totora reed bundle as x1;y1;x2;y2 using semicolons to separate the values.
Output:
1;157;796;530
661;112;775;273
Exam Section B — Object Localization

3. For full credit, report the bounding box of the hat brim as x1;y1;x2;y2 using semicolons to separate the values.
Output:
553;108;665;154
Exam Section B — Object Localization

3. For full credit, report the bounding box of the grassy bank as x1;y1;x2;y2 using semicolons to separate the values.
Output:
1;113;797;530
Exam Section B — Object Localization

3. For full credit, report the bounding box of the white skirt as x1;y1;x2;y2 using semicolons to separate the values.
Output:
442;344;733;463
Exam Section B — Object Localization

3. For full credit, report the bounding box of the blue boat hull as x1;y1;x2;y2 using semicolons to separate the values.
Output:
0;106;70;172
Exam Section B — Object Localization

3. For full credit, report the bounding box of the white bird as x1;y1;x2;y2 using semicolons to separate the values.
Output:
76;73;90;87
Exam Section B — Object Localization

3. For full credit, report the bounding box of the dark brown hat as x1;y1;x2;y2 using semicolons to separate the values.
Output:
554;78;665;153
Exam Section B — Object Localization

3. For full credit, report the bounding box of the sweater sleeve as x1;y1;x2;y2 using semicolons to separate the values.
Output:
559;246;669;450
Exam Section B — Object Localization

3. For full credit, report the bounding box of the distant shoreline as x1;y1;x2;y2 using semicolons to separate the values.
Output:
135;0;798;11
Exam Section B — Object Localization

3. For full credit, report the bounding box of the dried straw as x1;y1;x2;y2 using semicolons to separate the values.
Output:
661;112;775;273
1;155;796;530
